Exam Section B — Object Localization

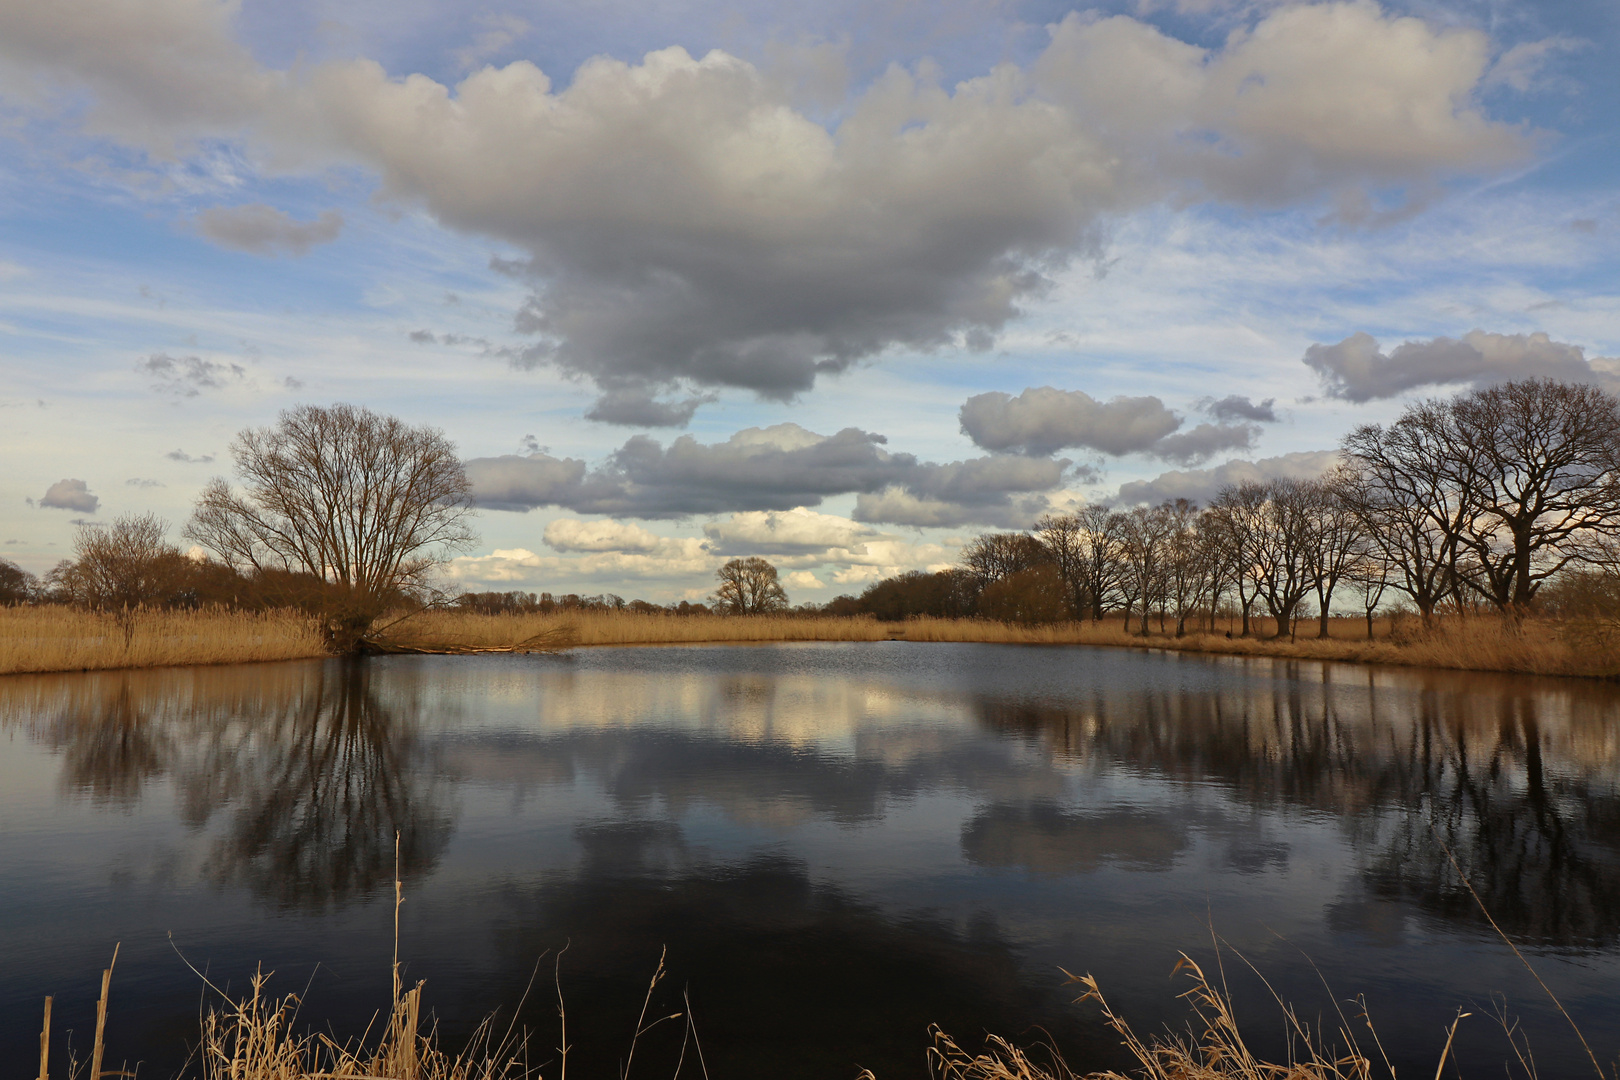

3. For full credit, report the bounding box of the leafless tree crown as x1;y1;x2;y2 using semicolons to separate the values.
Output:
713;557;789;615
184;404;477;601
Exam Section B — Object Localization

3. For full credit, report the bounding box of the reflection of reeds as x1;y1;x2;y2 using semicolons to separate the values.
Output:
0;607;326;675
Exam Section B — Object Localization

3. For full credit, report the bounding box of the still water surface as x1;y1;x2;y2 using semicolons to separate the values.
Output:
1;643;1618;1077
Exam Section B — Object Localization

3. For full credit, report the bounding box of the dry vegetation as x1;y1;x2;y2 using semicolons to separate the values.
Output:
2;605;1617;679
0;606;326;676
35;946;1550;1080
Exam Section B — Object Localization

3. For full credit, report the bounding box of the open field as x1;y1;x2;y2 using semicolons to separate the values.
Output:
2;605;1617;679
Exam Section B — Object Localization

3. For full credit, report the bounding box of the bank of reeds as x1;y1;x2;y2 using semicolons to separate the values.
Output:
898;614;1620;678
370;608;893;651
0;606;326;676
3;605;1616;680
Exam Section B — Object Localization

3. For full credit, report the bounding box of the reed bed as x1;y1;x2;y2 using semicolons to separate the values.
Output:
371;608;894;651
3;604;1615;680
895;614;1620;678
0;606;326;676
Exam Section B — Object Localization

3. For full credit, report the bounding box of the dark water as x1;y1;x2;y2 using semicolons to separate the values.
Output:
2;643;1618;1078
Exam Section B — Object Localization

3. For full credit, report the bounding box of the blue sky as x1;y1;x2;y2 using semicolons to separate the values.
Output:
2;0;1617;602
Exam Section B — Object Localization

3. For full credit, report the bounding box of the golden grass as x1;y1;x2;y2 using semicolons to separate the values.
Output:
918;958;1410;1080
3;603;1615;681
372;608;894;650
897;614;1620;678
0;606;327;676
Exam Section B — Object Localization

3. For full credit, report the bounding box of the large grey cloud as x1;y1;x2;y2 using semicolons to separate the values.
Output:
38;478;99;512
0;1;1531;405
193;204;343;257
1303;330;1620;402
464;422;1067;526
959;386;1256;465
1114;450;1340;506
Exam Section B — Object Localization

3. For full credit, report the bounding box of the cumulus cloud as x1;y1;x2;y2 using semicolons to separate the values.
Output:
960;386;1256;464
0;1;1531;401
543;518;664;553
1200;394;1277;423
139;353;246;396
38;478;99;512
125;477;164;487
1114;450;1340;506
785;571;825;591
193;204;343;256
463;422;1067;526
1303;330;1620;402
703;507;881;555
447;540;713;585
583;388;715;428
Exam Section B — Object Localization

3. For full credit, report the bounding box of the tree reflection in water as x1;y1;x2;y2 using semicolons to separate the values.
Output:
26;661;450;908
974;664;1620;947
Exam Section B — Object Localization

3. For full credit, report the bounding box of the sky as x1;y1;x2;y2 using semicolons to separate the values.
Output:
1;0;1617;603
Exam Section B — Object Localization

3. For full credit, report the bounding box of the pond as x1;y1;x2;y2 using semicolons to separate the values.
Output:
1;642;1617;1078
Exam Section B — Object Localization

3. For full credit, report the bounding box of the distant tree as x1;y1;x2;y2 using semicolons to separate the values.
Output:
977;565;1069;624
185;403;477;651
713;557;789;615
960;532;1052;586
856;569;976;620
0;558;37;606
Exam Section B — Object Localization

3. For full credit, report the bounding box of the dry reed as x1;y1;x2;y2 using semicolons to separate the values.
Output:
4;603;1616;681
0;606;326;676
913;957;1397;1080
370;609;893;651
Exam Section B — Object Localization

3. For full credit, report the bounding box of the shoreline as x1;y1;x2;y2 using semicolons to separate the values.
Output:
2;606;1616;681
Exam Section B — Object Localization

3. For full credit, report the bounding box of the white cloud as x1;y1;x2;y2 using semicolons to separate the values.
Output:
704;507;881;555
785;570;825;591
0;0;1532;404
542;518;665;553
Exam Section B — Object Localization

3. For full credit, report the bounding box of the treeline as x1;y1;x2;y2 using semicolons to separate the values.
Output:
0;514;304;611
825;379;1620;635
451;590;714;617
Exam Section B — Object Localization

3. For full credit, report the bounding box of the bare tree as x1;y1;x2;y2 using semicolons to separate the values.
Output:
1447;379;1620;610
62;515;187;609
961;532;1052;586
1305;474;1365;638
1217;480;1317;640
1207;485;1267;637
713;557;789;614
1162;500;1207;636
1341;406;1472;622
1077;505;1128;622
185;404;477;650
1119;504;1174;635
1036;513;1085;619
